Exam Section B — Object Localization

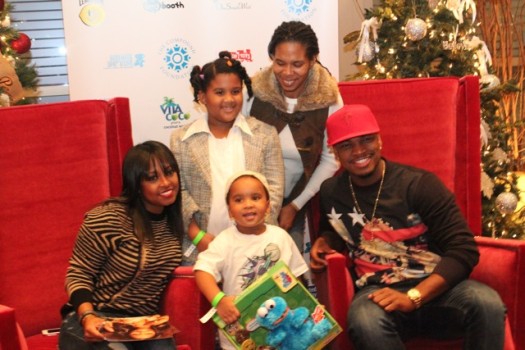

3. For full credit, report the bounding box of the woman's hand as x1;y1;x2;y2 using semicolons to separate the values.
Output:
82;314;105;341
278;203;298;231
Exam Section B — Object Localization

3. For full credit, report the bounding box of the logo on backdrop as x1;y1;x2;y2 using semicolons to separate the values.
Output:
160;97;191;129
213;0;252;10
230;49;253;63
281;0;316;21
106;53;145;69
159;38;196;80
143;0;185;13
79;3;106;27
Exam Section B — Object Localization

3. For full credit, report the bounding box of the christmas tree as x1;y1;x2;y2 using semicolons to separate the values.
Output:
0;0;38;106
345;0;524;239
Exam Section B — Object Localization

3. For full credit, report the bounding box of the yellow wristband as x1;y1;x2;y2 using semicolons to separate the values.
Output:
192;230;206;246
211;291;225;308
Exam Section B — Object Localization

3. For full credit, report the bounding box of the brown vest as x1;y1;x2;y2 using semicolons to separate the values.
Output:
250;97;329;203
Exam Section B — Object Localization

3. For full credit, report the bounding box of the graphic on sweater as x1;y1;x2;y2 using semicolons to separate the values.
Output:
327;207;441;287
238;243;281;289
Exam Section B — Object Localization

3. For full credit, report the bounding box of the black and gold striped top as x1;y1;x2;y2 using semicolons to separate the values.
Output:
65;202;182;316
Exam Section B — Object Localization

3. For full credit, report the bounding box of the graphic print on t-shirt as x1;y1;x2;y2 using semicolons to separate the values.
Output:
327;207;441;287
238;243;281;289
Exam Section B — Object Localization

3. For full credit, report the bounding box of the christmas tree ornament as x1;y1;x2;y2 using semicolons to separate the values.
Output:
480;74;500;91
463;0;477;23
356;40;376;63
481;171;494;199
357;17;380;63
428;0;440;10
480;119;490;148
1;14;10;27
464;36;492;76
495;192;518;215
0;93;9;107
0;55;23;103
446;0;464;23
0;0;4;11
10;33;31;54
405;18;427;41
491;147;508;162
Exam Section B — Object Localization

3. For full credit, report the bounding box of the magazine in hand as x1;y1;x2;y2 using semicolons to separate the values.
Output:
211;261;342;350
99;314;179;342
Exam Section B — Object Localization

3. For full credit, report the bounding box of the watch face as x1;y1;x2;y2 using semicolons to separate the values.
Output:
408;289;421;298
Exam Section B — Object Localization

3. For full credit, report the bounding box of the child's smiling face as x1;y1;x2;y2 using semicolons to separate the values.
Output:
227;176;270;235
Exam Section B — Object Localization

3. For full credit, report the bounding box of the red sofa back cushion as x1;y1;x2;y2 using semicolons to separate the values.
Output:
0;99;132;336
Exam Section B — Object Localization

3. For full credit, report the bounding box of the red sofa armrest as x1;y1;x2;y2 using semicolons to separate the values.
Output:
313;253;354;350
0;304;25;350
161;266;215;350
471;236;525;350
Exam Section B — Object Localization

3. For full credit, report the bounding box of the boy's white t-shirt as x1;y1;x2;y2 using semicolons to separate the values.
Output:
194;224;309;350
195;224;309;295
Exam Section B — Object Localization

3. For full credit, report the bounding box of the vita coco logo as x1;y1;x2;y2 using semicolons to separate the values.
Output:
282;0;316;20
160;97;190;129
159;38;195;80
143;0;185;13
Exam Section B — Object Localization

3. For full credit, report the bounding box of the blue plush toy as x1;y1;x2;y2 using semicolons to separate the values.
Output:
255;296;331;350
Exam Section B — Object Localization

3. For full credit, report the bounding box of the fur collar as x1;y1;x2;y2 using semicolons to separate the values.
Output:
251;63;339;112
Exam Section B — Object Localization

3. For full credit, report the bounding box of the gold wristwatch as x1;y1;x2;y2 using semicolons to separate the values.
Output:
407;288;423;309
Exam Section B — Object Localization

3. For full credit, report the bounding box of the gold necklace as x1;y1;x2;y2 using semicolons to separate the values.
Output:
349;162;386;224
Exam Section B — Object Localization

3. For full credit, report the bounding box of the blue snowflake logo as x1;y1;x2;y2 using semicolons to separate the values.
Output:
164;44;191;72
285;0;312;15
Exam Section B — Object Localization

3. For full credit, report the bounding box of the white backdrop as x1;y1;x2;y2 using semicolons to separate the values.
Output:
61;0;339;145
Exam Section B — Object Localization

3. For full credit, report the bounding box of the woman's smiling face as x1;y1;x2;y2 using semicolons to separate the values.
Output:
271;41;316;99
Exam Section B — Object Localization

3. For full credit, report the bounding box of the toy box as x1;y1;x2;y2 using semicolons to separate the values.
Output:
212;261;342;350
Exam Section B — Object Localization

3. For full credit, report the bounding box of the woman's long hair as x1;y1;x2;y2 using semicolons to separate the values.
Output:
107;140;184;242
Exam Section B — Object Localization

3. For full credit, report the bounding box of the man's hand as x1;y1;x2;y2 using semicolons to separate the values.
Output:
368;287;417;313
216;295;240;324
310;236;336;272
278;203;298;231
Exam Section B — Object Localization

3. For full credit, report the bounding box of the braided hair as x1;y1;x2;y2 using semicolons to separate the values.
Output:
267;21;320;60
189;51;253;102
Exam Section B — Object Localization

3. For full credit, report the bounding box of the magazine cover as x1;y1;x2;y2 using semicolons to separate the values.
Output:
99;314;179;342
212;261;342;350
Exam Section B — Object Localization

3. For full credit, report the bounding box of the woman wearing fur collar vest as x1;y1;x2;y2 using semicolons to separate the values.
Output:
242;20;343;253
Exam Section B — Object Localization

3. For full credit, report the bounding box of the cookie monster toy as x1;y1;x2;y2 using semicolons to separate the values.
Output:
255;296;331;350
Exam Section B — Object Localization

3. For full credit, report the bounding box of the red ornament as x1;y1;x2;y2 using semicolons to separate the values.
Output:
0;0;4;11
10;33;31;54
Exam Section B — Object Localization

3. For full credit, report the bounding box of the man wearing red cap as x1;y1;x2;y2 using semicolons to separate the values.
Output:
310;105;505;350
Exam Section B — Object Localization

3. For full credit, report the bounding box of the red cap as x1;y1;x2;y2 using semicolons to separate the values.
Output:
326;104;380;146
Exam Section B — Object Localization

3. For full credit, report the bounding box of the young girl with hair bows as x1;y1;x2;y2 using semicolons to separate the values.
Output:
171;51;284;264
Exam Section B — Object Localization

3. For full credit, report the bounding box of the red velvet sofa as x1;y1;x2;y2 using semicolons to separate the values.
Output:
314;76;525;350
0;99;214;350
